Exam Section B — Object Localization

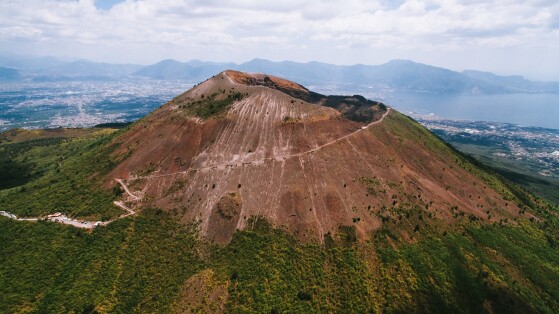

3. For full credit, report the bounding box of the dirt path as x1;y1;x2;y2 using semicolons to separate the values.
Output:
0;77;389;229
128;107;391;181
116;178;141;201
0;203;137;229
0;179;140;229
282;107;390;159
1;210;99;229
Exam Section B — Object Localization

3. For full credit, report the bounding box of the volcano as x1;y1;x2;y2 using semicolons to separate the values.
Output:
107;70;522;243
2;70;558;313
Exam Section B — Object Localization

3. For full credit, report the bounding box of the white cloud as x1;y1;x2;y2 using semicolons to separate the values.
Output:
0;0;558;79
0;26;43;40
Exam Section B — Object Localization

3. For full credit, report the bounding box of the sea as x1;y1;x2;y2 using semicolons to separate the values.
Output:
380;91;559;130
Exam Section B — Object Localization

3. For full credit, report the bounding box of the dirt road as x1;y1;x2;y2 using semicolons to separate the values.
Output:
0;179;140;229
128;107;391;181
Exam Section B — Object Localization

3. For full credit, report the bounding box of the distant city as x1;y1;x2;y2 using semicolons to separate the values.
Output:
416;117;559;178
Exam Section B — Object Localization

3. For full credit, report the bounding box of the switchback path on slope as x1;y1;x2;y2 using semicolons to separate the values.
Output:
0;179;139;229
127;107;391;181
116;178;141;201
0;103;390;229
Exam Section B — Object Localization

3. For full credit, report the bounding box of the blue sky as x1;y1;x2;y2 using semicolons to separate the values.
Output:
94;0;124;10
0;0;558;80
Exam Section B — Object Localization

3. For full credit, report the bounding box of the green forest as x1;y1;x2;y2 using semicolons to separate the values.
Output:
1;209;558;313
0;124;558;313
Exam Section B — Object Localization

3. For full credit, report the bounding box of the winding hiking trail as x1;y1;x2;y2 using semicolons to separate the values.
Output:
0;179;139;229
127;107;391;181
115;178;141;201
0;97;390;230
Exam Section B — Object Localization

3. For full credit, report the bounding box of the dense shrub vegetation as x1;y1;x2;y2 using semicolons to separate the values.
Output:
177;91;245;118
0;118;557;313
0;210;201;313
0;137;66;189
0;129;124;220
1;214;558;313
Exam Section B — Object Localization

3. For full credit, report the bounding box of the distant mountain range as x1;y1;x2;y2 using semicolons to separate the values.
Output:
0;55;141;82
1;55;558;94
0;66;22;81
461;70;559;93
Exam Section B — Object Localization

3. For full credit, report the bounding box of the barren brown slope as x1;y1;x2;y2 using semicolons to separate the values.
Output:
105;71;523;243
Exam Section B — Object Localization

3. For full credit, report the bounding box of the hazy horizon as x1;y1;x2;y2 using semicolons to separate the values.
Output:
1;0;558;81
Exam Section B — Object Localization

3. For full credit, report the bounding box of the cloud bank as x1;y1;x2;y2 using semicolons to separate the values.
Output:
0;0;558;79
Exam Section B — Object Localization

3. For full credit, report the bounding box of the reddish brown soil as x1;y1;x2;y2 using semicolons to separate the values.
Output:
106;71;522;243
225;70;308;93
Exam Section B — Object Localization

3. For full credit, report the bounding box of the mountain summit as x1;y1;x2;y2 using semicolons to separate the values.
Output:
1;70;557;313
107;70;521;243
